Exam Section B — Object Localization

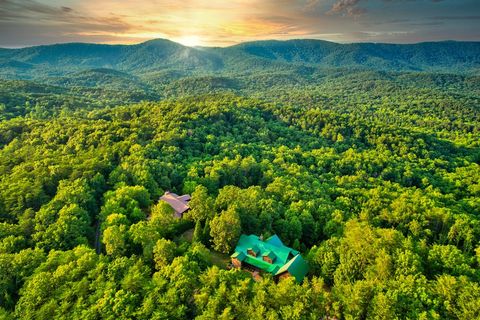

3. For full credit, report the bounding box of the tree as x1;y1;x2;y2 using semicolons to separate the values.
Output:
193;220;203;243
103;224;129;256
34;204;92;251
427;244;475;277
209;207;241;253
100;185;151;223
153;238;177;269
186;185;215;222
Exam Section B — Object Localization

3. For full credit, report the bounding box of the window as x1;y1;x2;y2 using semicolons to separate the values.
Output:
263;256;273;264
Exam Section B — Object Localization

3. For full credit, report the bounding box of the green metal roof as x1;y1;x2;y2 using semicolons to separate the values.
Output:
275;254;309;282
244;255;279;273
231;234;308;282
231;251;246;261
265;234;284;247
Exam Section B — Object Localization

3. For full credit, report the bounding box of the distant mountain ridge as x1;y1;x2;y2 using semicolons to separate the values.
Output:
0;39;479;80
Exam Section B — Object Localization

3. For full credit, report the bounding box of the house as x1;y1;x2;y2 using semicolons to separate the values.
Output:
159;191;191;218
231;234;309;282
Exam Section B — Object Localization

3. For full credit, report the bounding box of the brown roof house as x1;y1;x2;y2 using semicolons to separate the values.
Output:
160;191;191;218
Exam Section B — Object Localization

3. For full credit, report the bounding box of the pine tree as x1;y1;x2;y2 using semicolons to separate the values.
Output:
193;220;203;243
202;218;211;247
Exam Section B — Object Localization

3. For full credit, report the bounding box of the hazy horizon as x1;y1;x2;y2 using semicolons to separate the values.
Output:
1;37;479;50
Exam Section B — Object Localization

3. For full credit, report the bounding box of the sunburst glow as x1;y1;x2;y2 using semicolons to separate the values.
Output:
175;36;203;47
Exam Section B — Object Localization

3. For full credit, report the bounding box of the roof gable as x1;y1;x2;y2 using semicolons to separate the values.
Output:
231;251;246;261
275;254;309;282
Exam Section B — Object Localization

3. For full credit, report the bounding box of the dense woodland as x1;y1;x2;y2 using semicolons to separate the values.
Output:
0;39;479;319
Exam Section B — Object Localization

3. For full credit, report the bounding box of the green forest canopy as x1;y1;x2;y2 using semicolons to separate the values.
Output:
0;39;479;319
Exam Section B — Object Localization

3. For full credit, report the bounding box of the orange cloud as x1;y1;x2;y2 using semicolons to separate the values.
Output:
54;0;325;46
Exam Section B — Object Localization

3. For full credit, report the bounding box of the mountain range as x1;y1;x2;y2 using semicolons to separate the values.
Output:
1;39;479;81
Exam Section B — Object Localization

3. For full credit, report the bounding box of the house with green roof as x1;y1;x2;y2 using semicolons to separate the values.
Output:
230;234;309;282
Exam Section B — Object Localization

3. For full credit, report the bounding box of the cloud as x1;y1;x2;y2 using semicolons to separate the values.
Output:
327;0;445;17
328;0;363;16
0;0;67;19
0;0;134;41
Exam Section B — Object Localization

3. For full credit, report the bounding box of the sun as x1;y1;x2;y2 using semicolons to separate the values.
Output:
176;35;202;47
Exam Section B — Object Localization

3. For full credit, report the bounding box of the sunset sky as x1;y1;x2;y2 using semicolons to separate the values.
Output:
0;0;479;47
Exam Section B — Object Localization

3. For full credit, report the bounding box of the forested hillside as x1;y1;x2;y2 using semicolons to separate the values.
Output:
0;39;479;319
1;39;479;80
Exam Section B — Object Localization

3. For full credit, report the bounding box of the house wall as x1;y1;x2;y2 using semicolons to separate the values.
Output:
174;211;183;219
277;272;291;280
232;258;242;268
247;249;257;257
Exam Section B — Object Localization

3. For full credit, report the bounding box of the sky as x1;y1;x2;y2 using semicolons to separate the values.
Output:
0;0;479;47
